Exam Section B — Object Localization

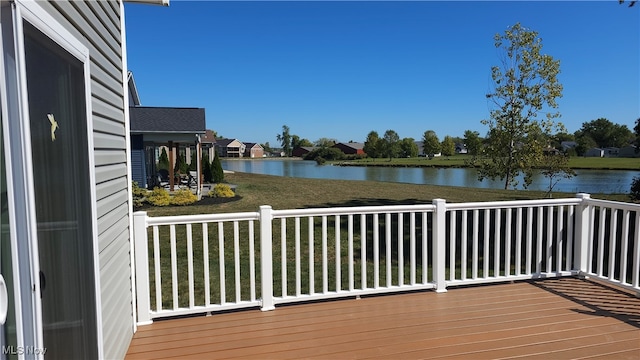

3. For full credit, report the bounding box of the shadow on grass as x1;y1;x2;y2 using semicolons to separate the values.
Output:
307;198;431;209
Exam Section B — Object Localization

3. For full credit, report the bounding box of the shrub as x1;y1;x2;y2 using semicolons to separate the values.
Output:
132;181;147;208
303;147;345;162
630;176;640;202
212;152;224;183
210;183;235;198
171;188;197;206
147;187;171;206
202;152;213;183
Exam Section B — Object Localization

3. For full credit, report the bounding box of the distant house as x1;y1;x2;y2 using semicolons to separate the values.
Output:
585;148;604;157
244;143;265;158
561;141;577;152
293;146;317;157
333;142;366;155
201;129;217;160
455;143;468;154
603;147;620;158
216;138;246;157
619;145;639;158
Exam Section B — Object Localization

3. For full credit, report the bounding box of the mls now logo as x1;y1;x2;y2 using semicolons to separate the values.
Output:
2;346;47;356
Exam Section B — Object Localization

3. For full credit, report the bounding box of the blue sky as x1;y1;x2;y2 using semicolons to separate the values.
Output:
124;1;639;147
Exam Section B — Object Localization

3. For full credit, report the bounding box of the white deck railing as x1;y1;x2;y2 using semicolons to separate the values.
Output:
133;193;640;325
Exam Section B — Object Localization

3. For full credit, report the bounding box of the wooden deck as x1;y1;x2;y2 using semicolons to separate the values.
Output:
126;277;640;359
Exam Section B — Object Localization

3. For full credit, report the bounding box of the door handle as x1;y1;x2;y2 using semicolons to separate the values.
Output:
0;274;8;325
39;271;45;298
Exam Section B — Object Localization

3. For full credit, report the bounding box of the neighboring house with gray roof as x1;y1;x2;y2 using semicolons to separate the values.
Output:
129;106;206;190
215;138;246;158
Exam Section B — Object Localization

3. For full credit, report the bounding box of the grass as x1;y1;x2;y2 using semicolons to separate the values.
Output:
141;172;633;312
144;171;631;218
331;155;640;170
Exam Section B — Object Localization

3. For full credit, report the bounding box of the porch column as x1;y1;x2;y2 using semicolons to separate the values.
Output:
196;136;202;199
168;141;175;191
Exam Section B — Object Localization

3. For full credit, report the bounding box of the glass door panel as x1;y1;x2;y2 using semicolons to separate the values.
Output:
23;21;97;359
1;82;17;360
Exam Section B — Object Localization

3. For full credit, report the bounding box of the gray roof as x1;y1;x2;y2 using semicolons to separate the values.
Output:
129;106;206;133
335;142;365;150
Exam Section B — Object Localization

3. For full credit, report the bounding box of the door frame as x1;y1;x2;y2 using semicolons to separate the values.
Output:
0;1;103;358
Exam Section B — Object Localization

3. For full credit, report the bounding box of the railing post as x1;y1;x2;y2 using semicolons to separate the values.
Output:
259;205;275;311
432;199;447;293
574;193;591;276
133;211;152;325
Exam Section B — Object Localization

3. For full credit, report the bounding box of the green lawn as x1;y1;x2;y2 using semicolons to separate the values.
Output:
140;172;634;311
332;155;640;170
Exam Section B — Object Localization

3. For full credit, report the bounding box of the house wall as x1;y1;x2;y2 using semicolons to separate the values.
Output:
36;1;133;359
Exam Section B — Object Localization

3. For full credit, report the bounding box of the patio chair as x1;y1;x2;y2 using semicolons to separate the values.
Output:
157;169;170;188
188;171;198;189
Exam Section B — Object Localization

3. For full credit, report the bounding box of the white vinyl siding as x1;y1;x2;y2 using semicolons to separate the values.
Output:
35;1;132;359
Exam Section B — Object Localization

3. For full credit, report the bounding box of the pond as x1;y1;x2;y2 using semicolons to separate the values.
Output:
221;159;639;194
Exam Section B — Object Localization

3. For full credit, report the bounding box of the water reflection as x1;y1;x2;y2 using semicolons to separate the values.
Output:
221;159;638;194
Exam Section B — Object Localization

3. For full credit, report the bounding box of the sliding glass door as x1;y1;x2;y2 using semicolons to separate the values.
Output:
0;2;100;358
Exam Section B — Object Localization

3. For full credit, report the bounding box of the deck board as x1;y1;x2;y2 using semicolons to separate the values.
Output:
126;277;640;359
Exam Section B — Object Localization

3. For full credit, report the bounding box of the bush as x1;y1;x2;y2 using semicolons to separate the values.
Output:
209;183;235;198
147;187;171;206
171;188;197;206
212;152;224;183
132;181;147;208
630;176;640;202
303;147;345;162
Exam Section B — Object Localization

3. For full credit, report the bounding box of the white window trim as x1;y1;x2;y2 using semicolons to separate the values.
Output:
6;1;104;358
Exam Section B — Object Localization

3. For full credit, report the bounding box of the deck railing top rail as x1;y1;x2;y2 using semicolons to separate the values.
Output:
144;211;260;226
271;203;436;218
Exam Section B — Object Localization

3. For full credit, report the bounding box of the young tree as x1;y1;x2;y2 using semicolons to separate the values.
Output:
276;125;292;156
363;131;382;159
202;152;213;183
157;147;169;170
478;23;563;190
463;130;483;156
211;151;224;183
399;138;418;158
634;118;640;151
540;151;575;198
382;130;400;160
422;130;441;157
441;136;456;157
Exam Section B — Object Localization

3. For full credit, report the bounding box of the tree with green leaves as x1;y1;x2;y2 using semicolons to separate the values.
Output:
314;138;337;148
478;23;563;190
157;147;169;170
363;131;382;159
441;136;456;157
211;151;224;183
174;152;188;174
575;118;633;149
292;135;313;150
463;130;483;156
422;130;441;157
540;150;575;198
276;125;292;156
398;138;418;158
382;130;400;160
634;118;640;150
202;152;213;183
